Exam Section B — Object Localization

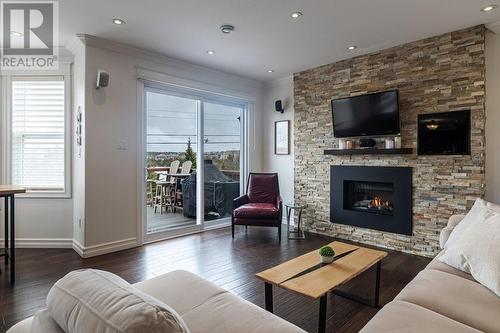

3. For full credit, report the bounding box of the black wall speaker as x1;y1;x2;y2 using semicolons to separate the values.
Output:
275;100;284;113
96;70;110;89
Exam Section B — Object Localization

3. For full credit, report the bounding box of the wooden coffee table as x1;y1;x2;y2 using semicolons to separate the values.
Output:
256;241;387;333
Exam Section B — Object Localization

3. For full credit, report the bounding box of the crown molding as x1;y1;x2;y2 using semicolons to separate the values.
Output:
65;35;85;55
75;34;263;91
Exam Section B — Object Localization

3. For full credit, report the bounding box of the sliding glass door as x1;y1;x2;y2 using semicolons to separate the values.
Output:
203;101;243;222
145;90;199;234
143;86;247;240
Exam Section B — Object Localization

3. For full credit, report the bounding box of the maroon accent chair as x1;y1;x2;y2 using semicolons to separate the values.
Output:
232;173;283;242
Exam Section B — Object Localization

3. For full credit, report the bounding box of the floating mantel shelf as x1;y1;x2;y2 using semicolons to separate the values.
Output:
324;148;414;155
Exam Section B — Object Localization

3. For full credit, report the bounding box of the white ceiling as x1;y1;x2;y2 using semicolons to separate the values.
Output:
59;0;500;81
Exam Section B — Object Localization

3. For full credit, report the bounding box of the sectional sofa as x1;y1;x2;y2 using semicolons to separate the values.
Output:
361;214;500;333
9;214;500;333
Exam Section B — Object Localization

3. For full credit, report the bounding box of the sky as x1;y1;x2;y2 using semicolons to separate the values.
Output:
146;91;242;153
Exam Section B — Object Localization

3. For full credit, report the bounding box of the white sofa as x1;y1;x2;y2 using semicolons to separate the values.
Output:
7;270;306;333
361;214;500;333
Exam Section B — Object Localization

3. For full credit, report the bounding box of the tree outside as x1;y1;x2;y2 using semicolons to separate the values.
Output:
185;138;197;169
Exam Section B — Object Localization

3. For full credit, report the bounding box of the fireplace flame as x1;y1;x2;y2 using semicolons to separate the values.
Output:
371;196;382;208
369;197;392;210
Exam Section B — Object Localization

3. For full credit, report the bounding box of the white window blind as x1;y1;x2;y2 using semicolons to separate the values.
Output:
11;78;66;192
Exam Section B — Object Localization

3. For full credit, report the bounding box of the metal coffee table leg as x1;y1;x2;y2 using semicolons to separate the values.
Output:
265;282;273;312
318;294;328;333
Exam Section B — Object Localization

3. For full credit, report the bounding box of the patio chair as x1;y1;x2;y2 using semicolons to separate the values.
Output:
154;160;180;214
172;160;193;212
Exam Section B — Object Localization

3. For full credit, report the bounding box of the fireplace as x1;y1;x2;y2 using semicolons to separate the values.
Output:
331;166;412;235
344;180;394;215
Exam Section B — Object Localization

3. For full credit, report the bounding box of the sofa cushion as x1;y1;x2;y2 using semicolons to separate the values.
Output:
232;218;280;226
233;203;279;219
135;270;306;333
5;318;32;333
47;269;189;333
439;214;465;248
394;269;500;333
182;292;305;333
360;300;481;333
134;270;226;316
426;254;476;281
31;309;64;333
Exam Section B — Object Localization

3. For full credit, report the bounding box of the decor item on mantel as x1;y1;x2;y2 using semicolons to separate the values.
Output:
394;136;401;148
319;245;335;264
338;139;353;150
385;138;395;149
274;120;290;155
359;138;377;148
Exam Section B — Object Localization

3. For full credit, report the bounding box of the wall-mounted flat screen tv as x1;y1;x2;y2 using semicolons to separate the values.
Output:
331;90;400;138
417;110;470;155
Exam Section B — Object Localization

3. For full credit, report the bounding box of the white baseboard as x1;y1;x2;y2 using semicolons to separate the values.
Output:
0;237;138;258
71;239;85;257
0;238;73;248
72;237;139;258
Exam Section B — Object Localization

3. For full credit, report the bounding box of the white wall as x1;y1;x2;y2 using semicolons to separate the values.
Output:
73;35;264;254
262;76;294;207
486;30;500;204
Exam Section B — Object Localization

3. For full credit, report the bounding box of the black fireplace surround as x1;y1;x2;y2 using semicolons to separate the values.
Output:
330;166;412;235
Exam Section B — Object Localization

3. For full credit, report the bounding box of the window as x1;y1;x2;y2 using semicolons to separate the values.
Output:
8;77;69;195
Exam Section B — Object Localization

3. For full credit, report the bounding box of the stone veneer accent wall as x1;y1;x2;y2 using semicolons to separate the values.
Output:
294;26;486;257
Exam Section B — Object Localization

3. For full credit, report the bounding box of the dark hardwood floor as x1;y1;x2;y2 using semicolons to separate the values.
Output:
0;227;430;333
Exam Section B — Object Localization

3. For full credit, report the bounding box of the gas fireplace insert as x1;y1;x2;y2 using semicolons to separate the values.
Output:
331;166;412;235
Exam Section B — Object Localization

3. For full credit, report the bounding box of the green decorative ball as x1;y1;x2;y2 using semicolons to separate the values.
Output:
319;245;335;257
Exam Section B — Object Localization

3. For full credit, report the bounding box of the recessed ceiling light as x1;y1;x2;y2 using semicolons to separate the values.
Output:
290;11;303;19
206;50;216;55
220;24;234;34
10;31;23;37
267;69;274;73
481;4;498;12
112;18;125;25
347;45;357;50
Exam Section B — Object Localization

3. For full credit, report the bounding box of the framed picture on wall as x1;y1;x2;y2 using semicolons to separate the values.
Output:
275;120;290;155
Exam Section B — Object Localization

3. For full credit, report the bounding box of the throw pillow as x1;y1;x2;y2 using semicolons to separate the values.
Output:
439;213;500;297
443;198;500;254
46;269;190;333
